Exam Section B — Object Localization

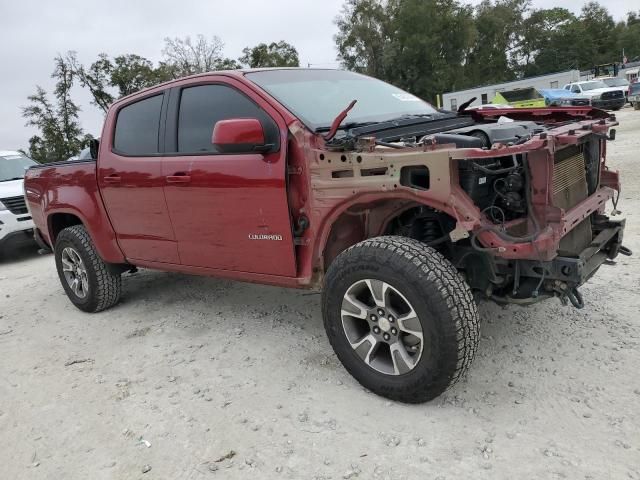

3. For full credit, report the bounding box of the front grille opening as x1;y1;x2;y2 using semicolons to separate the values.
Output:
552;146;588;209
0;196;28;215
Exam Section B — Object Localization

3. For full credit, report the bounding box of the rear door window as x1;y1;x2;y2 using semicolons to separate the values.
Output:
113;94;164;155
176;84;278;154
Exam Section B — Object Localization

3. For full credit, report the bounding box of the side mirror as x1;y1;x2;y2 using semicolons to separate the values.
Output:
211;118;271;153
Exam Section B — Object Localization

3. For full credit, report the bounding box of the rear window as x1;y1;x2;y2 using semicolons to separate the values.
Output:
113;94;163;155
630;82;640;95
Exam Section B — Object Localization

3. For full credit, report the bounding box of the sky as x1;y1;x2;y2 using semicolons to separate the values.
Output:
0;0;633;151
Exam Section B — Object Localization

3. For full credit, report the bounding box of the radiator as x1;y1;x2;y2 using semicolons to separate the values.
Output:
552;146;592;256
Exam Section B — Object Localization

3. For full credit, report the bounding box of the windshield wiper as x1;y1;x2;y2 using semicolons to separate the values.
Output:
0;177;24;182
320;99;359;141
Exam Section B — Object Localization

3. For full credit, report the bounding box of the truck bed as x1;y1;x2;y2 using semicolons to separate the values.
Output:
24;159;124;264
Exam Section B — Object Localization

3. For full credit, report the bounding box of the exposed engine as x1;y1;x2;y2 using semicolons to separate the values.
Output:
457;154;528;223
379;120;544;225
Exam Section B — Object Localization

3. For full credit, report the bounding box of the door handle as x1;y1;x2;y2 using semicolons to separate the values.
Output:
103;175;121;184
166;174;191;184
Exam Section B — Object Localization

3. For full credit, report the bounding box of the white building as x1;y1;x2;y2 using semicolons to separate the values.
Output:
441;70;581;110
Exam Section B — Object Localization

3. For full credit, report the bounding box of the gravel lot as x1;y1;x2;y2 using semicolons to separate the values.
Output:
1;108;639;480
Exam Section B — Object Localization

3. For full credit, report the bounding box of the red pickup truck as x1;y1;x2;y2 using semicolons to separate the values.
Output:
25;69;627;403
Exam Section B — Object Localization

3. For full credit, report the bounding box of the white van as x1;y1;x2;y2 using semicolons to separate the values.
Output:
0;151;37;255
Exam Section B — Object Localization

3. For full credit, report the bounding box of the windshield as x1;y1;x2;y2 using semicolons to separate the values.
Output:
580;81;608;91
602;78;629;87
245;69;439;131
0;153;37;182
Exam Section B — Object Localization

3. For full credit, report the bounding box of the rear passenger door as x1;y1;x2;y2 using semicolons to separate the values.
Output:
161;78;296;276
99;92;179;263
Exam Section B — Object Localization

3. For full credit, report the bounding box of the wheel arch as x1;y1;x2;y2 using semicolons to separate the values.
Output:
318;194;453;272
46;208;125;264
48;211;84;244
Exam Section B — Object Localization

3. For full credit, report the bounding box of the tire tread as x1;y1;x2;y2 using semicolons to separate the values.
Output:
56;225;121;312
322;236;479;403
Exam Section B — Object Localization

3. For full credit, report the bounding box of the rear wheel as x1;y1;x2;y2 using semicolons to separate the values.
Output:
322;236;479;403
54;225;121;312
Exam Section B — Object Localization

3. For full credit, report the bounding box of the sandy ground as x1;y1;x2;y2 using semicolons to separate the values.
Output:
1;108;639;480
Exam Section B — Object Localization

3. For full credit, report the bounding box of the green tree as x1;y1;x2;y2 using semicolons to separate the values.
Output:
578;2;617;67
517;8;580;76
464;0;528;86
618;11;640;62
389;0;476;99
22;55;91;163
239;41;299;67
335;0;475;102
335;0;396;79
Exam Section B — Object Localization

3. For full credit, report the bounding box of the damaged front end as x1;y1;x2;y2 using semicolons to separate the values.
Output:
301;108;629;308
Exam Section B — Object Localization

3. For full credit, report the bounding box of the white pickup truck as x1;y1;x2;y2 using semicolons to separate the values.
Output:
563;80;626;110
0;151;37;256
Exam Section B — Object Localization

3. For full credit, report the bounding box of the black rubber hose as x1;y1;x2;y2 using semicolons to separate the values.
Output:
469;162;519;175
424;233;450;247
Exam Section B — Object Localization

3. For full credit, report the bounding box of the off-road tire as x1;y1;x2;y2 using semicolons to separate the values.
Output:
322;236;479;403
54;225;121;312
634;102;640;111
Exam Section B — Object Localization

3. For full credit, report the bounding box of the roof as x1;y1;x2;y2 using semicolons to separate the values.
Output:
570;80;605;84
115;67;340;104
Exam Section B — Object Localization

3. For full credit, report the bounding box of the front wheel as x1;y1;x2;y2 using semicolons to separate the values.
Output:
322;236;479;403
54;225;121;312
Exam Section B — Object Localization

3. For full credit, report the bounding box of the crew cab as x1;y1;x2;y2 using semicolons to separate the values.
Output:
0;151;37;256
25;69;628;403
563;80;625;110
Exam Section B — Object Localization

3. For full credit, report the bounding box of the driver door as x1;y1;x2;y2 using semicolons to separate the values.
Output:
161;79;296;277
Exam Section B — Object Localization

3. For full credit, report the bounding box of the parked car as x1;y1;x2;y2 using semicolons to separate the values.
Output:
24;69;628;403
628;81;640;110
600;77;630;101
563;81;625;110
0;151;37;256
539;88;591;107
